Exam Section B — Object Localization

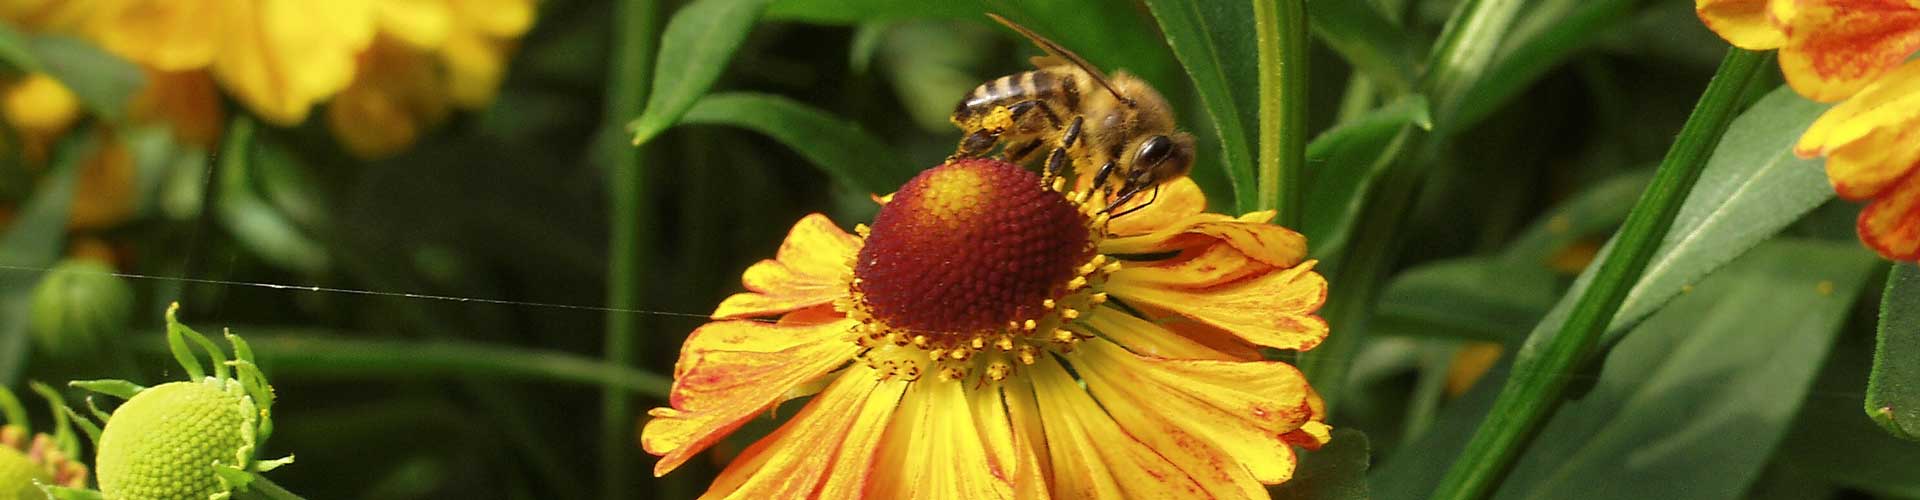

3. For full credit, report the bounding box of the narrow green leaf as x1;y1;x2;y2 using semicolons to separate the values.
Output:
1306;0;1417;93
627;0;777;146
1142;0;1259;211
0;22;39;72
678;92;911;194
1273;428;1371;500
0;135;88;385
1302;94;1429;258
1870;263;1920;441
215;119;330;273
1374;256;1558;343
31;36;143;123
1780;331;1920;497
1448;0;1637;132
764;0;982;23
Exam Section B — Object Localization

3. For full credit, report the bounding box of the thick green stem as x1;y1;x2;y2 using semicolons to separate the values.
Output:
1297;0;1530;410
1428;48;1769;500
602;0;660;497
132;334;672;396
1254;0;1309;227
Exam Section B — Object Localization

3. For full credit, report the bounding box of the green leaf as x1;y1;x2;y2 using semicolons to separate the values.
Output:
0;135;88;385
1779;329;1920;497
872;21;998;132
679;92;912;194
1273;428;1371;500
1373;256;1557;343
1303;95;1429;257
0;22;38;72
1306;0;1417;93
1497;168;1651;266
627;0;777;146
31;36;143;123
1142;0;1259;211
1449;0;1637;131
764;0;982;23
215;119;330;273
1373;240;1878;499
1870;263;1920;441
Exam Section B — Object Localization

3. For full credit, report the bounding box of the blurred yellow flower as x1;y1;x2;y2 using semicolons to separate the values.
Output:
329;0;534;159
90;0;376;125
644;159;1332;498
2;74;80;164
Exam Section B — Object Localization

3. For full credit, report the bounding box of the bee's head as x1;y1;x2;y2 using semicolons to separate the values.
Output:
1128;132;1195;185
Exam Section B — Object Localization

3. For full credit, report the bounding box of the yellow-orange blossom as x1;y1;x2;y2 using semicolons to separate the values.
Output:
642;158;1331;498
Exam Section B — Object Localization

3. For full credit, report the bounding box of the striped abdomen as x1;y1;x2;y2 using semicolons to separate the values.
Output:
951;69;1084;127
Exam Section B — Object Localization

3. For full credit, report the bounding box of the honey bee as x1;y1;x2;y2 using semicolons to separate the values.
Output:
951;13;1195;216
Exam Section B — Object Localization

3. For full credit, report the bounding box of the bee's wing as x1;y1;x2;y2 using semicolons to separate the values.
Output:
987;13;1128;103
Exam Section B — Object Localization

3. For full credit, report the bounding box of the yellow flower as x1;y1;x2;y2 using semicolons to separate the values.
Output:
328;0;534;159
2;74;81;164
643;159;1332;498
89;0;376;125
1695;0;1920;102
1797;59;1920;260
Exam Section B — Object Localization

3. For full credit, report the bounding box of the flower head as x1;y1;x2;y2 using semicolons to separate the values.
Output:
643;158;1332;498
1696;0;1920;102
328;0;535;159
1797;59;1920;260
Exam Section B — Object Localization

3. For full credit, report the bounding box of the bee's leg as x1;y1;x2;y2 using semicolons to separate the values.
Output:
1107;185;1160;219
1090;160;1118;195
1044;116;1085;182
954;129;1000;159
1006;139;1045;163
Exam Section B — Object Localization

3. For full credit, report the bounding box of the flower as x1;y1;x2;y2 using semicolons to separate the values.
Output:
1695;0;1920;102
1796;59;1920;259
328;0;535;159
89;0;376;125
642;158;1332;498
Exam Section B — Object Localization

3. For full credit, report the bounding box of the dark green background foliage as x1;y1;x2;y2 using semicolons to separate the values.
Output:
2;0;1917;498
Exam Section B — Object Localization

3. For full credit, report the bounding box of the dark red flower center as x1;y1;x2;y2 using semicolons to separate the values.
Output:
853;159;1093;340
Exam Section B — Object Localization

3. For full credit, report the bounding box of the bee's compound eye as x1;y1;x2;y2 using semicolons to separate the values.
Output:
1135;135;1174;166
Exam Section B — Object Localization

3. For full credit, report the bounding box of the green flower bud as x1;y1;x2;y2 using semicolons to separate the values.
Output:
95;380;255;500
29;260;133;359
0;446;49;500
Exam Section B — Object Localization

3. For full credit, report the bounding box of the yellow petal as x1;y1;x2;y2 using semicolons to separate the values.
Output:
1797;59;1920;156
641;318;861;475
377;0;453;48
1858;169;1920;260
3;74;79;135
451;0;536;37
1104;176;1209;237
867;381;1014;499
1001;379;1056;498
1106;259;1330;350
1028;357;1209;498
1110;240;1274;290
214;0;376;125
68;136;135;230
714;214;860;319
1077;338;1324;485
1100;214;1308;269
440;28;513;108
1696;0;1788;49
89;0;221;71
701;374;907;499
1084;306;1247;361
1824;126;1920;200
1777;0;1920;102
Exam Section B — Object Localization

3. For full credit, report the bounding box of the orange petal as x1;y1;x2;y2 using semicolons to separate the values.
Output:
1778;0;1920;102
713;214;860;320
1111;239;1276;290
1100;214;1308;269
1078;339;1325;484
1104;177;1210;236
1084;306;1254;361
865;381;1015;499
1028;357;1210;498
1824;125;1920;199
1797;58;1920;156
641;318;860;475
1697;0;1788;49
1105;260;1330;350
1858;169;1920;260
700;374;908;499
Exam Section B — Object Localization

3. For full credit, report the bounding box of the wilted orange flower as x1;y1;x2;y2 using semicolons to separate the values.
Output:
642;158;1332;498
329;0;535;159
1697;0;1920;102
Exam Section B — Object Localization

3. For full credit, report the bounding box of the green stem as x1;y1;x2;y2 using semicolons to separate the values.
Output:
603;0;661;497
1254;0;1309;227
131;334;672;397
1428;48;1769;500
1296;0;1528;412
243;475;306;500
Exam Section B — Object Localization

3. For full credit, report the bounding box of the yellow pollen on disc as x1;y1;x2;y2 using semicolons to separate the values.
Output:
910;166;992;228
